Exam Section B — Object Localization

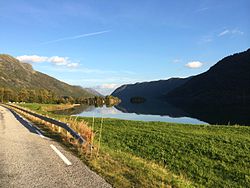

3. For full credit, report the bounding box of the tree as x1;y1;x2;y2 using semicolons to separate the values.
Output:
4;88;14;102
18;89;29;102
68;96;75;104
27;90;37;103
0;88;4;103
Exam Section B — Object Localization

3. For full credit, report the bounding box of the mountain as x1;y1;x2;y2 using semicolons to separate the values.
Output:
0;54;96;98
166;49;250;105
112;77;191;103
112;49;250;106
84;88;103;97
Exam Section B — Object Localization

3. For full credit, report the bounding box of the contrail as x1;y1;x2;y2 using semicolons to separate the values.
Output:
41;30;111;45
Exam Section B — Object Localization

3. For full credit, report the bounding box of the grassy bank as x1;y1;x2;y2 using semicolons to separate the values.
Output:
18;103;250;187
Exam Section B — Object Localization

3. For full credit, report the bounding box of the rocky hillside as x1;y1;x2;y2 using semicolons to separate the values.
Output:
0;54;95;98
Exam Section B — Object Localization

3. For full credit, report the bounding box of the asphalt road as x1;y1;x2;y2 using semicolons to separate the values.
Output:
0;105;111;188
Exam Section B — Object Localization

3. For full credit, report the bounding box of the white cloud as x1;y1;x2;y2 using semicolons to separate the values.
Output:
218;29;244;37
93;83;120;95
218;30;230;37
173;59;181;63
16;55;48;63
66;63;79;68
16;55;79;68
231;29;244;35
47;56;69;65
41;30;111;45
200;35;213;43
99;83;119;89
185;61;203;68
196;7;209;12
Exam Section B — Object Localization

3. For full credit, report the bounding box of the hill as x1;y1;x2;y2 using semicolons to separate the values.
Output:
166;49;250;105
0;54;95;98
112;77;191;103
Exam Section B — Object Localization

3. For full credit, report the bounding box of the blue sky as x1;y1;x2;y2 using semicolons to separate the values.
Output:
0;0;249;94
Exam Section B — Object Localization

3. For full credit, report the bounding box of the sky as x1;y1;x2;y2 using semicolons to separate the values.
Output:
0;0;249;95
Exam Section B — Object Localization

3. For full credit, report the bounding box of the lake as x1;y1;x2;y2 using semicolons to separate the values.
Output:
56;99;250;125
76;106;207;124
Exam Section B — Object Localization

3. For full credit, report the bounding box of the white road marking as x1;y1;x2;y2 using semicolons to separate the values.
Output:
50;144;72;166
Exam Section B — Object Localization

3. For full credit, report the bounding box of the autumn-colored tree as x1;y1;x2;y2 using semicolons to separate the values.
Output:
4;88;15;102
0;88;4;103
18;89;29;102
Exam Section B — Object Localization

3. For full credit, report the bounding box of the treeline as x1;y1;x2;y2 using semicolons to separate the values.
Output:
78;95;121;107
0;88;75;104
0;88;121;106
130;96;146;104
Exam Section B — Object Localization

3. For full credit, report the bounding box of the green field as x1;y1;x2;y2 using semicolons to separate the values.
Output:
18;103;250;187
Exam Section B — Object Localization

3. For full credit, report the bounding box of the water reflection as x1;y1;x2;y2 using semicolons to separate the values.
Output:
78;105;206;124
55;100;205;124
116;99;250;125
54;99;250;125
169;102;250;125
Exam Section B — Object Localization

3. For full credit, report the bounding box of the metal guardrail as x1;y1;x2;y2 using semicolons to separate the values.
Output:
4;104;86;144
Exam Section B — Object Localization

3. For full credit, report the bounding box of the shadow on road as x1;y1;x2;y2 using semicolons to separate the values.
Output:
10;109;39;135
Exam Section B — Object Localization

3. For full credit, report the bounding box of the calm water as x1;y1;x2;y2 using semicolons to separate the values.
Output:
58;99;250;125
76;106;207;124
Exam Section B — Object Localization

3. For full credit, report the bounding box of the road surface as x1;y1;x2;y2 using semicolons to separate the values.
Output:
0;105;111;188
